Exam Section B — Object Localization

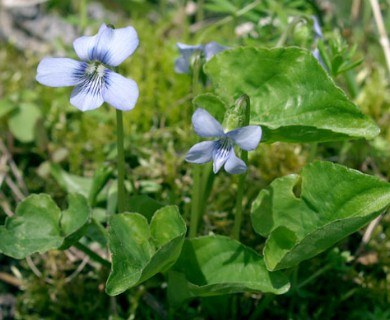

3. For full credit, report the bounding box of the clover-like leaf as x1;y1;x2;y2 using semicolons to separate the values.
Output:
205;47;379;143
105;206;186;296
251;161;390;271
0;193;90;259
167;235;290;307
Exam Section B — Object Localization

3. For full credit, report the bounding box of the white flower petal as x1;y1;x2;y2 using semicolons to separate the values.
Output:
94;25;139;66
226;126;262;151
73;24;139;66
70;84;104;112
36;58;85;87
192;108;225;138
224;149;247;174
102;70;139;111
73;24;105;61
186;141;215;164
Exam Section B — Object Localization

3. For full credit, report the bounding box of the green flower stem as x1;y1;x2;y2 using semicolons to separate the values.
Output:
198;0;260;42
232;95;251;240
189;166;202;238
249;294;275;320
276;16;306;48
196;0;204;22
232;156;248;240
189;52;203;238
79;0;88;33
296;263;333;289
74;242;111;269
116;109;126;213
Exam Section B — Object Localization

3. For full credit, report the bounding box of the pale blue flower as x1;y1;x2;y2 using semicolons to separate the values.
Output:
186;108;262;174
36;24;139;112
174;41;227;74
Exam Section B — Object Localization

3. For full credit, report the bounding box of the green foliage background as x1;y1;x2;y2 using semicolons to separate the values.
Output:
1;0;390;319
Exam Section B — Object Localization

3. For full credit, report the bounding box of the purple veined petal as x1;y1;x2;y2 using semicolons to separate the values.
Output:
226;126;262;151
70;82;104;112
186;141;216;164
212;138;232;173
192;108;225;138
204;41;227;61
92;25;139;66
224;149;247;174
102;70;139;111
36;58;85;87
73;24;106;61
73;24;139;66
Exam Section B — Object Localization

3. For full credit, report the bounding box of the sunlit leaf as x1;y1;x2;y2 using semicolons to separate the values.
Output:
0;193;90;259
205;47;379;143
251;161;390;271
167;235;290;307
106;206;186;296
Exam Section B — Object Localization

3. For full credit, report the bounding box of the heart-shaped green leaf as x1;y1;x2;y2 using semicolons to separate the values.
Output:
105;206;186;296
0;193;90;259
251;161;390;271
205;47;379;143
167;235;290;307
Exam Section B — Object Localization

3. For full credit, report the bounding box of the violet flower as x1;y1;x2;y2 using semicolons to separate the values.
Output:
174;41;227;74
36;23;139;112
186;108;262;174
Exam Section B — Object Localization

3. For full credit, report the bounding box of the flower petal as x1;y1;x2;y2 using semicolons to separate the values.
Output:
175;43;203;74
192;108;225;138
36;58;85;87
226;126;262;151
174;57;190;74
224;149;247;174
74;24;139;66
186;141;216;164
177;43;203;58
70;84;104;112
212;139;232;173
73;24;104;61
102;70;139;111
204;41;227;61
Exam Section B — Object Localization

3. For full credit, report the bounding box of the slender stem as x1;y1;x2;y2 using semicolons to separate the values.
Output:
116;109;126;213
196;0;204;22
249;294;275;320
189;166;202;237
197;0;261;42
232;95;251;240
296;263;333;289
74;242;111;269
189;52;203;238
79;0;88;33
276;16;306;48
232;157;247;240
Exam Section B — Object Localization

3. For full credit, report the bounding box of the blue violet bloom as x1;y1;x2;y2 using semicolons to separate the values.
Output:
36;23;139;112
186;108;262;174
174;42;227;74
